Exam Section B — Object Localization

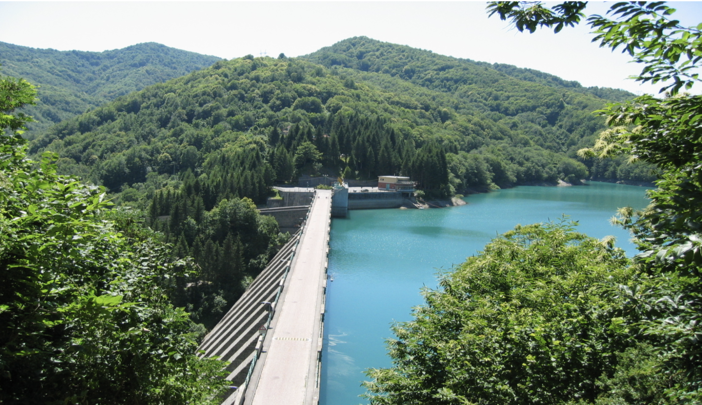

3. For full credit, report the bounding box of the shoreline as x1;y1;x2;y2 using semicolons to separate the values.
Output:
587;178;655;187
409;178;653;210
401;196;467;209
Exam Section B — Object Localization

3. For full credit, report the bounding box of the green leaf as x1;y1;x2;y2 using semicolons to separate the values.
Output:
94;295;123;306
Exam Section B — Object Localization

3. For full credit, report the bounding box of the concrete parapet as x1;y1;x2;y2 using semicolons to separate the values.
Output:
297;175;335;188
296;176;377;188
246;189;332;405
346;179;378;187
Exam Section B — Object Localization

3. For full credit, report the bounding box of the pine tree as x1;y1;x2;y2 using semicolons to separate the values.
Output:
269;127;281;146
329;133;340;169
378;142;394;176
202;239;220;282
148;195;159;224
284;125;296;150
192;196;205;223
241;172;253;199
168;198;182;236
217;234;245;302
365;148;376;179
268;145;277;174
173;232;190;259
256;172;268;203
401;141;416;176
191;236;204;265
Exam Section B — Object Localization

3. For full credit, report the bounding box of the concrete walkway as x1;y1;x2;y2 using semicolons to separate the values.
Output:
246;189;332;405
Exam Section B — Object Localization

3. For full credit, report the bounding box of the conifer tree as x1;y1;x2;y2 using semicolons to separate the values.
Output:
148;195;159;224
269;126;281;146
365;148;377;179
192;195;205;223
329;133;341;169
201;239;220;283
377;142;394;175
218;234;244;302
168;198;183;236
191;236;204;265
173;232;190;259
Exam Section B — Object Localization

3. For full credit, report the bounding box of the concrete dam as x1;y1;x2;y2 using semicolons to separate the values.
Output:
200;189;334;405
200;182;416;404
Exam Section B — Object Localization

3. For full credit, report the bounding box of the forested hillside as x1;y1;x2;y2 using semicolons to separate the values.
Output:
28;52;622;200
24;38;656;329
302;36;655;182
0;41;220;134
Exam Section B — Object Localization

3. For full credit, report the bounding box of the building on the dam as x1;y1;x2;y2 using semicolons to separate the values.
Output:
377;175;415;193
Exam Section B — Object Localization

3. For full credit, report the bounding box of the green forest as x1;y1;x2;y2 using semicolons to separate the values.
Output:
0;41;220;133
1;15;687;402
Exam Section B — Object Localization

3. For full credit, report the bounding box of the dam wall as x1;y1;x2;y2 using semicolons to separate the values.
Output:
331;184;348;218
348;191;406;209
203;190;333;405
258;206;309;234
273;188;314;207
270;187;410;212
296;176;377;188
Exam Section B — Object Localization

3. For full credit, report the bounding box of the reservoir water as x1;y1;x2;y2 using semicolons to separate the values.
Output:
320;182;650;405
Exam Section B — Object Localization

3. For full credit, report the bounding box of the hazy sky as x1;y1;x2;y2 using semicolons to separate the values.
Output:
2;1;701;95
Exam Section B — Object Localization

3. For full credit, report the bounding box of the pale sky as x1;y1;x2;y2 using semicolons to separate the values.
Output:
1;1;701;95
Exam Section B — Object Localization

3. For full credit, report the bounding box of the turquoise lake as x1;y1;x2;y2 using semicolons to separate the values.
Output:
320;182;651;405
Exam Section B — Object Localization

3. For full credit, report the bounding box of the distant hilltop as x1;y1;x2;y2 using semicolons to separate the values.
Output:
0;41;221;133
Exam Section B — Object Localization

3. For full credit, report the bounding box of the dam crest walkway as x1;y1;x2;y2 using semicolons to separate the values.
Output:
200;189;332;405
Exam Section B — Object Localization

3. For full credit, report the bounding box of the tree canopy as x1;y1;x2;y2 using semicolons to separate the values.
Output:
364;221;646;404
0;75;227;403
24;39;646;204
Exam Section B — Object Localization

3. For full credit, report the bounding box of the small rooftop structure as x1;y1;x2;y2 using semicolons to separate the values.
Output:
378;176;415;192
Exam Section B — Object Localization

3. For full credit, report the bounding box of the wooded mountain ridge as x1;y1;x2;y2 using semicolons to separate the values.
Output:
4;2;698;398
302;37;652;183
0;41;221;133
303;36;633;103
